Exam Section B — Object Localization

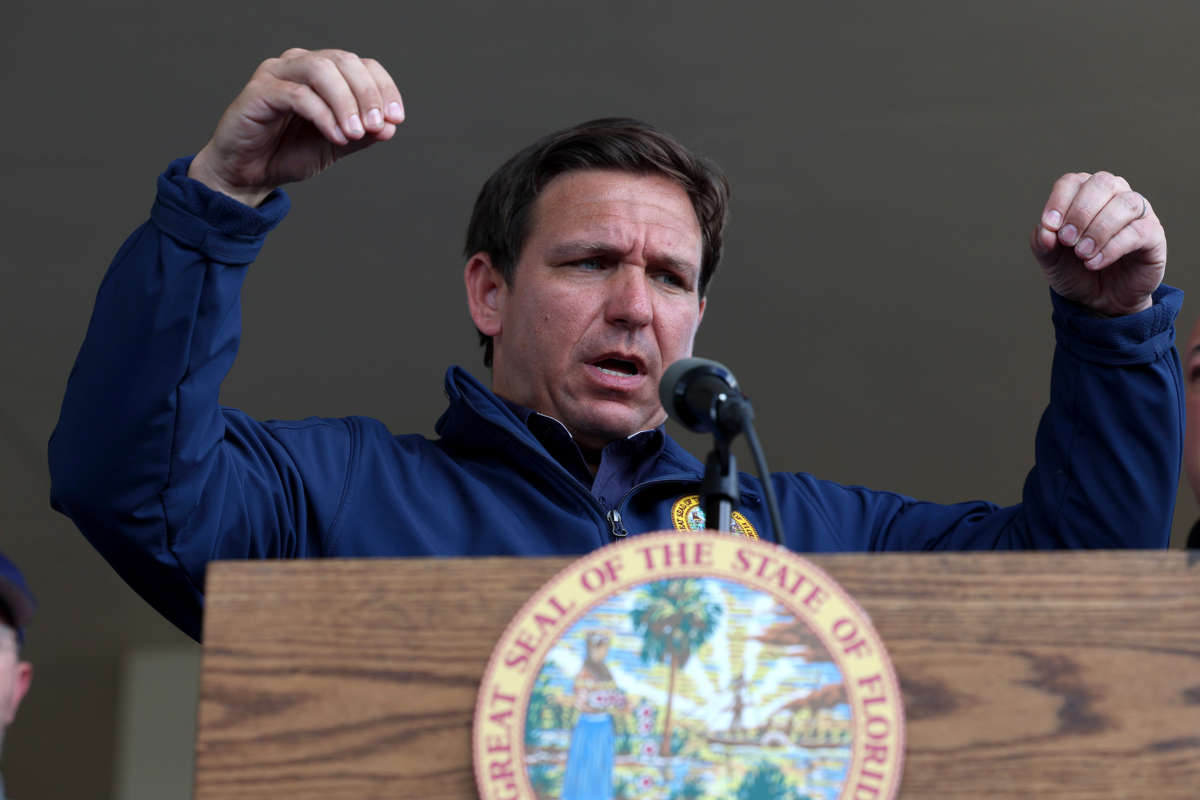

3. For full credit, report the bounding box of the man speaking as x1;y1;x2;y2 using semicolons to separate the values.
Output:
49;49;1181;640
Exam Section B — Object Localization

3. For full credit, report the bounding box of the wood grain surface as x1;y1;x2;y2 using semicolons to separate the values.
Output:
195;551;1200;799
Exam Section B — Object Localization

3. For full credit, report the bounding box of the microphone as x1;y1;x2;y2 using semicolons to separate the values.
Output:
660;357;754;436
660;357;784;545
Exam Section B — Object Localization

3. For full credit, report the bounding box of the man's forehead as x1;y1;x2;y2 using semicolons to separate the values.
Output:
530;170;701;244
518;178;701;282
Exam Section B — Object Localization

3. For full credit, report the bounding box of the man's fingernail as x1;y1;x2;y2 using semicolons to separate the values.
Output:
387;102;405;121
1075;237;1095;258
346;114;364;137
365;108;383;129
1086;252;1104;270
1042;209;1062;228
1059;224;1078;246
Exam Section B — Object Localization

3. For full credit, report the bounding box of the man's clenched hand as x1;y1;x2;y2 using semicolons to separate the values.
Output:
1031;171;1166;316
188;48;405;207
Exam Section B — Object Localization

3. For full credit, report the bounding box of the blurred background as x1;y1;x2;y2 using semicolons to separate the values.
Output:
3;1;1197;796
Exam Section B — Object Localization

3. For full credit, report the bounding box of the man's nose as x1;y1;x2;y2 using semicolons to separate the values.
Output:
605;265;653;327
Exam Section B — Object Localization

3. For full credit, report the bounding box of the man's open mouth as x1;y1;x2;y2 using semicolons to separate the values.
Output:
593;357;640;377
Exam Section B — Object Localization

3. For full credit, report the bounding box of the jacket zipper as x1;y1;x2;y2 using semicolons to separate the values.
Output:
606;508;628;537
604;476;720;539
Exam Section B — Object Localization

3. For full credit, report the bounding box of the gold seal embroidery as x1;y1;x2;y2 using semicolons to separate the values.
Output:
671;494;759;539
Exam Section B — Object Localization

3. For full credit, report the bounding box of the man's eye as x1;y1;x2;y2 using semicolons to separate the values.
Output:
572;258;605;270
654;272;686;288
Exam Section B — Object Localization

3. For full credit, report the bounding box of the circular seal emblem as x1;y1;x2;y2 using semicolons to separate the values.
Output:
671;494;760;539
473;531;904;800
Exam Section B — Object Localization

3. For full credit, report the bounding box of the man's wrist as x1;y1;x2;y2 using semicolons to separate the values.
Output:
157;157;290;252
1050;284;1181;365
187;147;274;209
1089;296;1154;318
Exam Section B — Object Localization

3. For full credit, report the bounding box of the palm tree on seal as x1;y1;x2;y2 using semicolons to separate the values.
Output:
630;579;722;756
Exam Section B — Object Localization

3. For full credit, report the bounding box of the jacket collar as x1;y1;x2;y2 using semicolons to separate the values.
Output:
434;366;733;491
435;366;544;453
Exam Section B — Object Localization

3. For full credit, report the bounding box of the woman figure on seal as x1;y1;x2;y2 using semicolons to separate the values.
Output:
561;631;626;800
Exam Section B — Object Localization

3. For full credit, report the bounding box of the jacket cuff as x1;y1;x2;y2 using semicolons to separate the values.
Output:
149;156;291;264
1050;284;1182;366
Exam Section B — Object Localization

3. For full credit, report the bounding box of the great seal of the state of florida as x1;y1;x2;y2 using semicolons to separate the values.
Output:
473;531;904;800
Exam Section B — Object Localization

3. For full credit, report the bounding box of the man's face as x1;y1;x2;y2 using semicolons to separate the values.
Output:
1184;317;1200;503
481;170;706;453
0;623;32;756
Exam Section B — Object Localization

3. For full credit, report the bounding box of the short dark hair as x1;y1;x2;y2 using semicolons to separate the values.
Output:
464;117;731;367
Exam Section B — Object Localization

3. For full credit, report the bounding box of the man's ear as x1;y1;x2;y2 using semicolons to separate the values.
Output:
464;252;506;336
4;662;31;725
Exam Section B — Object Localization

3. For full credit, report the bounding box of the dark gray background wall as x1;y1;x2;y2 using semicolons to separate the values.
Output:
3;1;1196;796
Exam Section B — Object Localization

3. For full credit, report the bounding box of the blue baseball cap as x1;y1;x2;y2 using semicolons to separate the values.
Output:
0;550;35;644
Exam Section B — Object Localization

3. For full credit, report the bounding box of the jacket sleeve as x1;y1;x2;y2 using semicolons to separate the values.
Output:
49;158;354;640
798;284;1183;551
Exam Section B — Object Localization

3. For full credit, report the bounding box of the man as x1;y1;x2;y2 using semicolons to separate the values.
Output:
49;49;1182;641
1183;318;1200;547
0;552;34;800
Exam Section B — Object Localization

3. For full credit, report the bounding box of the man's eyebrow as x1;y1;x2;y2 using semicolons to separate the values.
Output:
546;241;620;261
546;241;698;273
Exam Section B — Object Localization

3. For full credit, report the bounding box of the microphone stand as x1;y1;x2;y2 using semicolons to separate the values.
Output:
702;431;740;533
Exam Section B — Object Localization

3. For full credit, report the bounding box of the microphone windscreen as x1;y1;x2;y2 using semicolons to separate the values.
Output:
659;357;740;431
659;357;713;413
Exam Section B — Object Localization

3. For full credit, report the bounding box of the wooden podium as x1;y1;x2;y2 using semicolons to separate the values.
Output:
194;551;1200;799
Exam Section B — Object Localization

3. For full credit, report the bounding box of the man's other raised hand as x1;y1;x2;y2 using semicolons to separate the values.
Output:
188;48;405;207
1031;171;1166;317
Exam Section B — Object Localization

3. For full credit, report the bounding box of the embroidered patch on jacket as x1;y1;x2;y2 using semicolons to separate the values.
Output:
671;494;759;539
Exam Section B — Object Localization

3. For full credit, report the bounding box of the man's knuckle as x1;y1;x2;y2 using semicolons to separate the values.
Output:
282;82;310;104
307;55;341;82
245;76;270;98
329;49;359;65
1053;172;1085;192
1087;220;1114;241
